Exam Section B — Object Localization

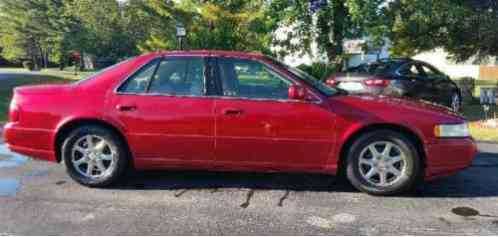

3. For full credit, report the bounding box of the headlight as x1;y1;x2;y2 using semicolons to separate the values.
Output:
434;123;470;138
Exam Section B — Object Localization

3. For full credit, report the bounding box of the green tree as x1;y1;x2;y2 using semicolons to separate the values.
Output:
0;0;68;68
64;0;140;63
270;0;363;66
362;0;498;62
135;0;273;53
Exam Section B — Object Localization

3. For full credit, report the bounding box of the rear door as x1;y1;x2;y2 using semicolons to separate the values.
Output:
418;63;455;106
397;63;434;102
212;57;335;171
108;56;215;167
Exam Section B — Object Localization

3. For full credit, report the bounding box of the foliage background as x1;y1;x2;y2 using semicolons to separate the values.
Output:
0;0;497;72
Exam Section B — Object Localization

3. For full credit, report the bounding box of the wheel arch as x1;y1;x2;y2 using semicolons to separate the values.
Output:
54;118;130;163
337;123;427;177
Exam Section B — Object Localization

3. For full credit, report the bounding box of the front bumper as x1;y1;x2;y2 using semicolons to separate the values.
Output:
3;122;57;162
424;138;477;180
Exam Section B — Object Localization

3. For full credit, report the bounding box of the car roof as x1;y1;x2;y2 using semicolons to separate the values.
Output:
150;50;267;59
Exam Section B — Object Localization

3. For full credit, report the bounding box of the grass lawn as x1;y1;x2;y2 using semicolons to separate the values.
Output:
0;67;90;122
454;78;498;142
462;103;498;143
469;123;498;142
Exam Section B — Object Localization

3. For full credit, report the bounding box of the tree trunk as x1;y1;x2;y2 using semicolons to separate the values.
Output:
328;0;347;68
79;52;85;71
37;44;44;70
315;0;347;69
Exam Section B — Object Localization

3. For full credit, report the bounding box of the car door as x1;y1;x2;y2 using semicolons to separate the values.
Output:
397;62;434;102
419;63;456;106
108;56;215;168
212;57;335;171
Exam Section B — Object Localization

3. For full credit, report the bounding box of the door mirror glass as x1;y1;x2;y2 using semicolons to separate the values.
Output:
288;85;306;100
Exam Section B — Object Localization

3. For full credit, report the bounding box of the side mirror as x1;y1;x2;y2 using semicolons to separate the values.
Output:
288;84;306;100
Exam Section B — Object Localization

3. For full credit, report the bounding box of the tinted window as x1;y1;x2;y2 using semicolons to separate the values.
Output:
149;57;205;96
77;57;135;85
346;61;400;74
217;58;292;100
420;64;443;77
398;63;423;77
118;58;159;93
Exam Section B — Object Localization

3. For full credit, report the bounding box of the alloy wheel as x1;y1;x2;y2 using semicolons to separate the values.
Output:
71;135;118;179
358;141;407;187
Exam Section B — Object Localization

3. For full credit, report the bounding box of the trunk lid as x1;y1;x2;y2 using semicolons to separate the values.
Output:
15;83;73;95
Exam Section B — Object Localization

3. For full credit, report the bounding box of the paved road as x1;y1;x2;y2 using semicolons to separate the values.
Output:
0;143;498;235
0;72;37;80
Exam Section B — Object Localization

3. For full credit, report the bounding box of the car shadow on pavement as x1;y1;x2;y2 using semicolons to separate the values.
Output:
116;171;357;193
110;152;498;198
412;152;498;198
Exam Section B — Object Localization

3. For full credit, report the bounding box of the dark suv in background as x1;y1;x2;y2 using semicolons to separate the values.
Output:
326;59;462;111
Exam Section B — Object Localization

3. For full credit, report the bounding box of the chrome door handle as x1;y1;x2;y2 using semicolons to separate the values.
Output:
116;105;137;112
222;108;243;116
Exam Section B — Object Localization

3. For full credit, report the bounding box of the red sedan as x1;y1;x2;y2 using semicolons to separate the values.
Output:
3;51;477;195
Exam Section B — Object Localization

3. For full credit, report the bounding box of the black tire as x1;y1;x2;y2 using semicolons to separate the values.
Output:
346;130;421;196
62;125;129;188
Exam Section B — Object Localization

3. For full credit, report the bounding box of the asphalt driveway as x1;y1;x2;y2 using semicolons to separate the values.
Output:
0;141;498;235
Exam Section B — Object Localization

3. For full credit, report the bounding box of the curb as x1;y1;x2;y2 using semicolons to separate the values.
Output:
477;141;498;145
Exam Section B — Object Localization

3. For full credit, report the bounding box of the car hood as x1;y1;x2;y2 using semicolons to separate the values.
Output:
329;94;465;122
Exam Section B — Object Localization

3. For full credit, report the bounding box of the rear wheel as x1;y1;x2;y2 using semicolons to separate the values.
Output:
346;130;421;195
62;125;128;187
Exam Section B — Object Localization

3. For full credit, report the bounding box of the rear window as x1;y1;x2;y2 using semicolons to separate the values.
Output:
74;57;135;85
346;61;400;74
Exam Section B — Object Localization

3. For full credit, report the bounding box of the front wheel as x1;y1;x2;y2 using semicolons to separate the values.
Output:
346;130;421;195
62;126;129;188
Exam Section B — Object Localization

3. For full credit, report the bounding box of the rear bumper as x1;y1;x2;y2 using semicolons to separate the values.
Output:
3;122;57;162
424;138;477;180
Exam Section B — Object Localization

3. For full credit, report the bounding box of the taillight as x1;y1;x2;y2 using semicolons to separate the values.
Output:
9;101;20;122
363;79;390;87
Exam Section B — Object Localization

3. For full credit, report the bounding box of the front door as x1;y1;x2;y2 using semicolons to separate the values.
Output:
108;56;215;168
212;57;335;171
398;63;434;102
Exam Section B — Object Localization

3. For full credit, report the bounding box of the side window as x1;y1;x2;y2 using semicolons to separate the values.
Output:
398;63;423;77
149;57;205;96
217;58;292;100
118;58;159;93
420;64;443;77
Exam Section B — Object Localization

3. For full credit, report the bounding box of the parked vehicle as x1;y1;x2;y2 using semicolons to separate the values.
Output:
3;51;476;195
326;59;462;112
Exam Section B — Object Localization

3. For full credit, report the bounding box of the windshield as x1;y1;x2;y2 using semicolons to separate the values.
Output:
74;57;135;84
267;57;339;97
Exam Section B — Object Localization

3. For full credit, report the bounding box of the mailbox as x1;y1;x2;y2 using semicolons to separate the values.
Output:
480;87;497;105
